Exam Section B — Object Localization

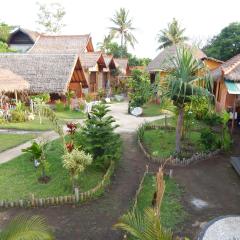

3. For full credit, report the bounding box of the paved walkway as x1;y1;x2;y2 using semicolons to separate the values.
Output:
0;102;164;164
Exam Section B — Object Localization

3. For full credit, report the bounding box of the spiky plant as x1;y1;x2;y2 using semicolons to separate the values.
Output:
161;46;212;154
0;215;54;240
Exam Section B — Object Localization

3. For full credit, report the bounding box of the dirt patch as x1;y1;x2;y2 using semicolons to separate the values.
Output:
173;132;240;239
0;132;158;240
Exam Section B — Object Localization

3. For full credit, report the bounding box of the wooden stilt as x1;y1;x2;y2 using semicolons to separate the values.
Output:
14;90;18;103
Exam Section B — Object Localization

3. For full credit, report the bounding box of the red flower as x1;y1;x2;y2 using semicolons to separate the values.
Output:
66;122;77;135
66;142;74;152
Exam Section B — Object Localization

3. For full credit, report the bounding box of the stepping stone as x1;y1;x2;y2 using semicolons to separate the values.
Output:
198;215;240;240
231;157;240;176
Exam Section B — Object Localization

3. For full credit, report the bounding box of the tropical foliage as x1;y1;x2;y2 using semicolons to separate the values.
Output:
114;208;173;240
203;22;240;61
109;8;137;54
62;148;93;189
0;215;54;240
75;104;121;169
160;46;212;154
157;18;188;50
128;69;152;108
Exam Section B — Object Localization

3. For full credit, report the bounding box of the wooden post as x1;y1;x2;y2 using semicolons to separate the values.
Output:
75;188;79;203
14;90;18;103
155;167;165;216
231;95;237;134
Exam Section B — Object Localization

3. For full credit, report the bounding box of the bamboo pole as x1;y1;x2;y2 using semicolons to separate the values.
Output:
231;95;237;134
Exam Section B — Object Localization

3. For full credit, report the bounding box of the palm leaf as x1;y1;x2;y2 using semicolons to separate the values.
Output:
0;215;54;240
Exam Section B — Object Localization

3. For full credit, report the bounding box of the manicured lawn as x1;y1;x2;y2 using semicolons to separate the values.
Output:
55;110;86;120
136;174;186;230
142;103;162;117
143;128;204;158
0;139;103;201
0;118;53;131
0;134;37;152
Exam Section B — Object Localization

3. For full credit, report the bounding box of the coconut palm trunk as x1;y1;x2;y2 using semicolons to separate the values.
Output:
176;106;184;154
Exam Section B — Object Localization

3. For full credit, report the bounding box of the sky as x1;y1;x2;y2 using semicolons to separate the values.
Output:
0;0;240;58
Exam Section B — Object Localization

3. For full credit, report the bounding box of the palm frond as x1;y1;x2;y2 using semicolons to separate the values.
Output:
0;215;54;240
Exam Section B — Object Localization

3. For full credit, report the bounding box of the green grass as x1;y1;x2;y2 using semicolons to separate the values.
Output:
0;134;37;152
55;110;86;119
0;118;53;131
142;103;162;117
136;174;186;230
0;139;103;201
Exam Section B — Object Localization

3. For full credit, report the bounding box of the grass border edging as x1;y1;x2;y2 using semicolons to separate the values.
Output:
137;123;221;166
0;161;115;209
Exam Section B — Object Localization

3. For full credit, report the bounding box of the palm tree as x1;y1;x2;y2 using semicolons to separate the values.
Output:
97;34;113;52
157;18;188;50
114;208;173;240
109;8;137;55
0;215;54;240
161;47;212;154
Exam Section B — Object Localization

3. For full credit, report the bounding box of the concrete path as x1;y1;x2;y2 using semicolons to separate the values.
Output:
0;131;59;164
0;102;164;164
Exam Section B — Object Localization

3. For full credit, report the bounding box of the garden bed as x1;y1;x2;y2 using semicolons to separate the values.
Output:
138;122;221;166
136;173;186;230
0;133;37;152
0;138;106;202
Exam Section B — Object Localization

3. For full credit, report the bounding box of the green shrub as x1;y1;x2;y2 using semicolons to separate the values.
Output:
203;112;222;126
74;104;121;169
128;69;152;108
11;110;26;122
200;128;219;151
0;117;5;124
55;100;65;112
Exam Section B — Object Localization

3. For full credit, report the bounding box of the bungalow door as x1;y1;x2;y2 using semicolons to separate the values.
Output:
89;72;97;93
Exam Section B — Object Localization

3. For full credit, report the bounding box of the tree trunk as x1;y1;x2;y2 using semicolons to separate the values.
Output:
176;107;184;154
120;34;123;58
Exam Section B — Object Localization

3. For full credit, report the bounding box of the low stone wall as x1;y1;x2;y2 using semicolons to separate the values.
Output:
0;161;115;209
138;124;221;167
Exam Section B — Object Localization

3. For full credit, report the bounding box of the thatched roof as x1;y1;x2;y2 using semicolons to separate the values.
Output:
0;53;81;93
28;34;93;54
0;68;30;92
103;54;117;69
212;54;240;82
147;44;207;72
80;52;106;69
8;28;41;44
114;58;129;72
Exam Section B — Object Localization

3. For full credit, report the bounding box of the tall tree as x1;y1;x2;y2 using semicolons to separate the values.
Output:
161;47;212;154
97;34;113;52
157;18;188;50
203;22;240;61
0;215;54;240
109;8;137;56
36;2;66;34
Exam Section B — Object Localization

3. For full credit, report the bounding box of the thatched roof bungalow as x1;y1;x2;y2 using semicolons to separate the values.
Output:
8;28;41;53
0;54;87;98
211;54;240;115
28;34;94;54
114;58;130;76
